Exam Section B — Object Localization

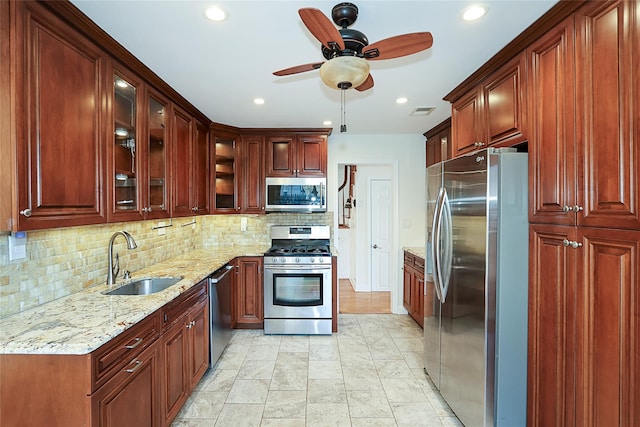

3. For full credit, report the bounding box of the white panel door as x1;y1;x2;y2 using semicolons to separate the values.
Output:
371;179;392;291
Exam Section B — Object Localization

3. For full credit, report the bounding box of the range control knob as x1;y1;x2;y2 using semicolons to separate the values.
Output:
310;258;315;263
295;257;300;264
280;257;286;264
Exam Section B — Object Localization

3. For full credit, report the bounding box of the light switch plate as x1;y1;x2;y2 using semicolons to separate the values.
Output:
240;217;247;232
158;222;166;235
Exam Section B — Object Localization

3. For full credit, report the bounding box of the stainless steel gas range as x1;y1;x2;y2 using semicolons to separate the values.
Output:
263;225;332;335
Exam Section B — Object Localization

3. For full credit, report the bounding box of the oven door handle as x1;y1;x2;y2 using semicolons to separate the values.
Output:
264;264;331;271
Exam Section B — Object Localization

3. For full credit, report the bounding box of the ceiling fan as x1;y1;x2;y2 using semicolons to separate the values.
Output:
273;2;433;92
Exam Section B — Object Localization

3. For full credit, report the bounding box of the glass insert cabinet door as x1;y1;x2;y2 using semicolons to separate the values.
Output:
113;74;138;212
214;137;237;211
147;94;167;214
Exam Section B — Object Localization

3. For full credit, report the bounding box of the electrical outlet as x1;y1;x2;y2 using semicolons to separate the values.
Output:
8;231;27;261
158;221;166;235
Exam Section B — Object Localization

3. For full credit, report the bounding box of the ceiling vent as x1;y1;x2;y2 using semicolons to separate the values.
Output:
410;107;435;116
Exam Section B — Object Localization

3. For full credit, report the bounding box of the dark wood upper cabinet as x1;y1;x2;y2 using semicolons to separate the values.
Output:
424;118;451;167
11;1;107;230
144;88;171;220
527;16;576;226
266;136;296;177
240;135;265;214
266;134;328;177
171;107;209;217
450;53;527;157
574;0;640;230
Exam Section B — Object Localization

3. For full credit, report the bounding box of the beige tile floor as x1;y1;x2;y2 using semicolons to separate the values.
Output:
171;314;463;427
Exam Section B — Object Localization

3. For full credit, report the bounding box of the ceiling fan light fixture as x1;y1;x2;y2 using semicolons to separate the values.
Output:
319;56;370;90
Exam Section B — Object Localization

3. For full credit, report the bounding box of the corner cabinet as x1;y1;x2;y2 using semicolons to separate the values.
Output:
450;53;527;157
266;132;328;177
7;0;108;230
233;257;264;329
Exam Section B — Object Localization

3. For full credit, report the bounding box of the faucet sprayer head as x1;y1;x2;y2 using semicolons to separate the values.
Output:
121;231;137;250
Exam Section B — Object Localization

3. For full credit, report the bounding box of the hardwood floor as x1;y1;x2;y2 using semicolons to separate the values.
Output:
338;279;391;314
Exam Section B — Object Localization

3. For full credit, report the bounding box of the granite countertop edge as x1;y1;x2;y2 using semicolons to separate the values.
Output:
0;245;269;356
403;246;426;260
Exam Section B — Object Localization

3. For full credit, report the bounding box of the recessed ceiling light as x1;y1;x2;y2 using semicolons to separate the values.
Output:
396;97;408;104
253;98;265;105
462;5;488;21
205;6;226;22
322;120;332;126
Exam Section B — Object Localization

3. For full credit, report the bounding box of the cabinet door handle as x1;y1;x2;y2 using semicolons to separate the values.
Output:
562;205;572;212
573;205;583;212
124;360;143;373
562;239;583;249
20;209;32;217
124;337;143;350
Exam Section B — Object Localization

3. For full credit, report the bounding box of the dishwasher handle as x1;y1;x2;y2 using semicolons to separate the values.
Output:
209;265;233;283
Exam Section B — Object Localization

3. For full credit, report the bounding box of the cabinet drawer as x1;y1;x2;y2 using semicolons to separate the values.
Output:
92;311;161;391
414;256;425;270
404;253;415;265
162;281;208;329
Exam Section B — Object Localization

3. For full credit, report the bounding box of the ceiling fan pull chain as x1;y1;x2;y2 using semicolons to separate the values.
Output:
340;89;347;133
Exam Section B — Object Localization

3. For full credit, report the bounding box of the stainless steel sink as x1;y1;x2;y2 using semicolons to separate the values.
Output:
104;277;184;295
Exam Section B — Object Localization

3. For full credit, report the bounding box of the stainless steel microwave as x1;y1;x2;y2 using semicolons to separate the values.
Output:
265;177;327;213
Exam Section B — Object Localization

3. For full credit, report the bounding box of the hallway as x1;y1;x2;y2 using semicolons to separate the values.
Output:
338;279;391;314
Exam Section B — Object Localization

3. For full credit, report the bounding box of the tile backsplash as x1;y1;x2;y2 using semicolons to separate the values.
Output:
0;212;332;319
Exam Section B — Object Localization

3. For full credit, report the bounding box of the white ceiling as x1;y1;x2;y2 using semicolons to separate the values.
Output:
71;0;557;135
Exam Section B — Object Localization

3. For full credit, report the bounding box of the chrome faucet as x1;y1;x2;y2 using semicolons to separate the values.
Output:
107;231;137;285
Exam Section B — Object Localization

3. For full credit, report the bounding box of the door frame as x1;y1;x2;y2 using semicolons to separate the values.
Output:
334;161;400;313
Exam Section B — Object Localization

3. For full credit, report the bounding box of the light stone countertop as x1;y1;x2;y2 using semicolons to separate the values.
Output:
403;246;426;260
0;245;269;355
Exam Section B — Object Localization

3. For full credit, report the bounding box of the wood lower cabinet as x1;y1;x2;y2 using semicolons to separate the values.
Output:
528;224;577;427
161;280;209;427
91;340;161;427
233;256;264;328
402;251;424;328
528;224;640;427
0;282;210;427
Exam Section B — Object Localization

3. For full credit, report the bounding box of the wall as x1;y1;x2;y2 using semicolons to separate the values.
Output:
0;212;332;319
328;134;426;313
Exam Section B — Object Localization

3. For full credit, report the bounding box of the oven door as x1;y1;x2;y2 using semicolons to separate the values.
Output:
264;264;332;319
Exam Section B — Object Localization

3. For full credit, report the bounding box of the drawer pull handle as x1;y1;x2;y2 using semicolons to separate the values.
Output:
124;360;143;373
124;337;143;350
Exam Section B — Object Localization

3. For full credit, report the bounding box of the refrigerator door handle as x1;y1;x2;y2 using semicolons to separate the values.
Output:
440;190;453;300
433;187;446;302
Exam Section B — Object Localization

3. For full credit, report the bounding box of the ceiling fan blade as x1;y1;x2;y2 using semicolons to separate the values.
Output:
273;62;324;76
363;32;433;60
298;8;345;51
355;74;374;92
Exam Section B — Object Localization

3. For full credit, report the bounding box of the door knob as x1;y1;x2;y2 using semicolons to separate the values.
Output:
372;244;380;249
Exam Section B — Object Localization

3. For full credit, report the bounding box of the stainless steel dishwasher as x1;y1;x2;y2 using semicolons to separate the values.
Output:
209;264;233;367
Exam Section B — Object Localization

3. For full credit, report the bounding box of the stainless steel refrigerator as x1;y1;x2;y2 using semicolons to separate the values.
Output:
424;148;528;427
